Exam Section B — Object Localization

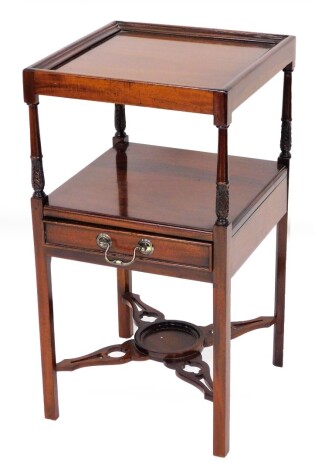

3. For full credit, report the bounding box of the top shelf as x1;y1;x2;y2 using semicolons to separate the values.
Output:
23;21;295;124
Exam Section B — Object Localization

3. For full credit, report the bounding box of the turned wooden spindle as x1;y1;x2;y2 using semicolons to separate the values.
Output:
113;104;129;147
112;103;132;338
278;66;292;168
215;126;229;226
113;103;129;218
29;104;45;198
116;146;128;218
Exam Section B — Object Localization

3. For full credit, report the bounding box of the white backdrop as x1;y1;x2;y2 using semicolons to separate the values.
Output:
1;1;314;468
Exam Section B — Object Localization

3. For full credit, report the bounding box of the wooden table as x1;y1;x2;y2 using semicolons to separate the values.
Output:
23;21;295;457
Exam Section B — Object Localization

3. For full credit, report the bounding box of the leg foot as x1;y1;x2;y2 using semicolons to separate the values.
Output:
273;213;288;367
32;198;59;420
213;224;231;457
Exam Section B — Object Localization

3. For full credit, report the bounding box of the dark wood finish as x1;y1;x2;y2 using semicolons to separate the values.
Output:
213;224;231;457
28;71;214;114
231;316;275;339
45;143;286;241
57;293;275;403
125;293;166;325
216;126;229;225
113;104;132;338
216;127;229;183
273;214;288;367
278;66;293;167
44;243;213;283
225;36;295;125
215;183;230;226
200;315;275;347
165;354;213;401
57;339;148;371
117;269;133;338
57;34;270;89
273;64;292;366
29;21;120;71
44;222;212;270
231;177;287;275
31;197;59;419
23;21;295;123
29;104;45;198
135;319;204;361
113;104;129;147
24;22;295;458
115;141;129;218
118;22;286;43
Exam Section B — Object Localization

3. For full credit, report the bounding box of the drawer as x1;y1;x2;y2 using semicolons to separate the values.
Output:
45;222;212;271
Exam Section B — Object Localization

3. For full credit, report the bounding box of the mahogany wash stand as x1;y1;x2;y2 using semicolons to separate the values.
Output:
23;22;295;457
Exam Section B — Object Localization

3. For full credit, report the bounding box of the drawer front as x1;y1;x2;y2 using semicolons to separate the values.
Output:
45;222;212;271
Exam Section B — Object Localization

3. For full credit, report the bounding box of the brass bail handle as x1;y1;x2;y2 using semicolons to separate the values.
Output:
96;233;154;267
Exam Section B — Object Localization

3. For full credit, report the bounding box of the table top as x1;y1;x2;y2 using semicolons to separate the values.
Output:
24;22;295;123
58;33;269;90
45;143;287;241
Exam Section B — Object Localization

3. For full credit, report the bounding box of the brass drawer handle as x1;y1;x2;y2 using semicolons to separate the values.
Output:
96;233;154;267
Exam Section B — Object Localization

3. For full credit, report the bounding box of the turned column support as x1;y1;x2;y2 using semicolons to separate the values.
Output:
278;65;293;168
215;126;229;226
29;103;45;198
113;104;129;147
